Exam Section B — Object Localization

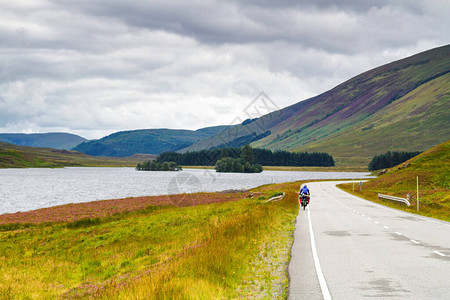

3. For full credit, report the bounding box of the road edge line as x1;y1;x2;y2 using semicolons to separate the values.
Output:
307;205;332;300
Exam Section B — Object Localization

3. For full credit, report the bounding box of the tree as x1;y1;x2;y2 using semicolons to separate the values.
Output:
215;156;262;173
241;144;255;163
219;148;229;159
368;151;421;171
215;157;233;172
158;147;334;167
136;160;182;171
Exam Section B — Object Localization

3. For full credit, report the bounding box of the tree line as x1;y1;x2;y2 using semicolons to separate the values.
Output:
136;161;182;171
215;145;263;173
368;151;421;171
157;146;335;167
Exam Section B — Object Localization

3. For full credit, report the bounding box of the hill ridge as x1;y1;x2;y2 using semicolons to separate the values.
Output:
0;132;87;150
73;125;231;157
181;45;450;167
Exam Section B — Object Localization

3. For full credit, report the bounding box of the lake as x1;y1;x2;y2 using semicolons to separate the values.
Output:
0;167;371;214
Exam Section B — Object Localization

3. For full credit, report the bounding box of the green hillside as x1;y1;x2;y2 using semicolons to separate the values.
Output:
179;100;309;153
339;140;450;221
290;73;449;166
74;126;230;157
182;45;450;167
365;140;449;193
0;142;138;168
0;133;87;150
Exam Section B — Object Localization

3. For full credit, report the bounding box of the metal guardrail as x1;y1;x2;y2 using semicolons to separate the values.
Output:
265;192;285;203
378;193;411;206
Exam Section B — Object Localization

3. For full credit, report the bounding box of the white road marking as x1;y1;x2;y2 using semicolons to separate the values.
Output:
307;206;332;300
331;183;448;261
339;187;450;228
433;250;446;257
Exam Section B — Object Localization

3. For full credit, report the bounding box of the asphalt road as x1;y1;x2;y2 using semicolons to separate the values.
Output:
288;181;450;299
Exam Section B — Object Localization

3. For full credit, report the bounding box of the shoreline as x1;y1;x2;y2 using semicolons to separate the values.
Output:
0;168;372;217
0;191;251;226
0;178;371;226
184;165;368;172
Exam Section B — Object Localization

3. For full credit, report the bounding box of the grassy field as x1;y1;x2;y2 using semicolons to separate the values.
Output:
338;140;450;221
261;166;367;172
0;142;138;168
0;182;303;299
184;165;368;172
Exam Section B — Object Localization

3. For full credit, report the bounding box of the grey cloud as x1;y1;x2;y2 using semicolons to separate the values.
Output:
53;0;441;53
0;0;448;139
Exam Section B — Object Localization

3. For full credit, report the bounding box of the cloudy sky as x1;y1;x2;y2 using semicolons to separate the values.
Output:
0;0;448;139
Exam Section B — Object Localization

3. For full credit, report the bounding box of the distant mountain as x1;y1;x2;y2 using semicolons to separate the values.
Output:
0;141;137;168
0;133;87;150
181;45;450;167
73;125;231;157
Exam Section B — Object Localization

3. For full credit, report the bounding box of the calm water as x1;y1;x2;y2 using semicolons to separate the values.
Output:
0;167;371;214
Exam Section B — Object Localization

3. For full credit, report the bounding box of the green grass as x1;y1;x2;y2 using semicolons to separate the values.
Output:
0;182;302;299
337;140;450;221
185;165;368;172
268;191;284;198
291;74;450;167
261;165;368;172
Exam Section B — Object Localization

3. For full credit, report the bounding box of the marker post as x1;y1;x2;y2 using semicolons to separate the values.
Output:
417;176;419;211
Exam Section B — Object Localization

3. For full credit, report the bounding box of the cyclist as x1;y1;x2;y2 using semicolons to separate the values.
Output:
299;185;310;204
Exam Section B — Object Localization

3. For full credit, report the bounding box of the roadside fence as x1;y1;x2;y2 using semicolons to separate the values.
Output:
378;193;411;206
